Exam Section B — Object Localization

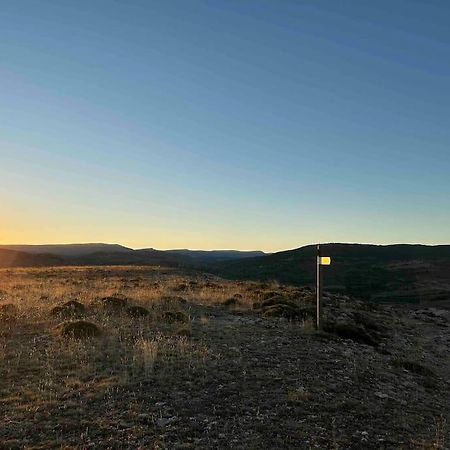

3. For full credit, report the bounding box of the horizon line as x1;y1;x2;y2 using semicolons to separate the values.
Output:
1;241;450;254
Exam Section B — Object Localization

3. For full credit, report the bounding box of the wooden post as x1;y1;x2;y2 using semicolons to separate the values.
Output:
316;244;322;330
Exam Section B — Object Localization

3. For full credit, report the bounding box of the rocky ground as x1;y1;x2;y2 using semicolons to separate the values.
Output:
0;266;449;449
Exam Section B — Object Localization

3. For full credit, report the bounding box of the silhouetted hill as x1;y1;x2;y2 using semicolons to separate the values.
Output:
210;243;450;304
2;243;450;304
70;249;189;266
0;245;265;263
63;249;265;267
0;244;133;257
0;245;266;268
162;249;266;264
0;249;64;268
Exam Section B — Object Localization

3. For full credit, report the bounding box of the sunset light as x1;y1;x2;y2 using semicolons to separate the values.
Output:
1;1;449;448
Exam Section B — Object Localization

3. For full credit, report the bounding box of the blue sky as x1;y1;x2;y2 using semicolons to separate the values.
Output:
1;0;449;251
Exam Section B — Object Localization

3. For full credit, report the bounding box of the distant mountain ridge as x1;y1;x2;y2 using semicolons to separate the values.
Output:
0;244;266;268
0;244;134;257
163;249;266;264
2;242;450;304
0;249;64;268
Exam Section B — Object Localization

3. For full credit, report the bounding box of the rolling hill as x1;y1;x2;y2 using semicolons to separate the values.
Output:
0;249;64;268
0;244;265;268
0;244;134;257
209;243;450;304
2;242;450;304
162;249;266;264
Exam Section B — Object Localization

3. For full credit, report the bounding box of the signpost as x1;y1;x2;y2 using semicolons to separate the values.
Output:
316;244;331;330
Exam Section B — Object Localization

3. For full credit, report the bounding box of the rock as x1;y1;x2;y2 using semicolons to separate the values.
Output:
55;320;102;339
375;392;389;399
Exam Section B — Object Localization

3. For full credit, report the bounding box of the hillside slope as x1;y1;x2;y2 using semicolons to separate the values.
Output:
0;244;134;257
163;249;266;264
70;249;190;267
0;245;265;268
210;243;450;304
0;249;64;268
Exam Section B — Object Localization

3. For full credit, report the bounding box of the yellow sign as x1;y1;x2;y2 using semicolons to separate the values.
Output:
319;256;331;265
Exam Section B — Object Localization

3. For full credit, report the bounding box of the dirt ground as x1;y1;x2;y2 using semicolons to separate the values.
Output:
0;266;449;449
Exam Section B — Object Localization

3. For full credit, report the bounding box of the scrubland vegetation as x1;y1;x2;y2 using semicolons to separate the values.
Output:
0;266;449;449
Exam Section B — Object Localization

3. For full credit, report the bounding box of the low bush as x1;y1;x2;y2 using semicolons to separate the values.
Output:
51;300;86;318
55;320;102;339
162;310;189;324
126;305;150;318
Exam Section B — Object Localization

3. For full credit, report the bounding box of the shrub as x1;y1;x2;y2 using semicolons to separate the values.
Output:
222;297;240;307
126;305;150;318
172;283;188;292
160;295;187;304
134;338;158;375
99;296;128;311
162;310;189;324
0;303;18;322
353;311;386;333
260;296;298;309
257;296;314;321
323;321;380;347
55;320;102;339
51;300;86;318
262;291;281;300
262;304;301;320
175;324;192;337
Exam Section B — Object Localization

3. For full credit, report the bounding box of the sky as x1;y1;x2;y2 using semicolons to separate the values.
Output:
1;0;449;252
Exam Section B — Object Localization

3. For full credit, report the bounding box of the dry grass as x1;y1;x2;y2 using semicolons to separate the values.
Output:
0;266;284;419
0;267;232;413
1;266;447;449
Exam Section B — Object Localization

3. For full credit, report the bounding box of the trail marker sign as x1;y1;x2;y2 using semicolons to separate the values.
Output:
316;245;331;330
319;256;331;265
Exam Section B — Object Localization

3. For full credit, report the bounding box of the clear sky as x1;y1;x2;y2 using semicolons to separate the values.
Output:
1;1;449;252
